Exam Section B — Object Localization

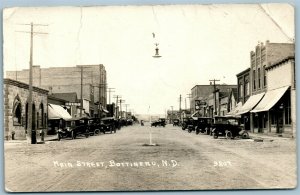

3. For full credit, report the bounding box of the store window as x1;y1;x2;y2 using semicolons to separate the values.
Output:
285;101;291;125
13;96;22;126
263;66;267;87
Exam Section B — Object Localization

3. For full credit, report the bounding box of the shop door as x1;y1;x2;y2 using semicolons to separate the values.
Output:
276;111;284;133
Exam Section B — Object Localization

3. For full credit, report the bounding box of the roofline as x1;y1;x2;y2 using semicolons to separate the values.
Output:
236;68;250;77
266;56;295;71
4;78;49;94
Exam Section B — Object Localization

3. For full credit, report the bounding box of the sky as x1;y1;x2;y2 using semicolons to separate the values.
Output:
3;3;295;115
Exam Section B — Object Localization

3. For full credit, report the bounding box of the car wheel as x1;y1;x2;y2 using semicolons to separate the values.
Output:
242;131;249;139
188;129;192;133
213;132;218;139
195;129;200;135
94;129;100;135
226;131;232;139
182;127;186;130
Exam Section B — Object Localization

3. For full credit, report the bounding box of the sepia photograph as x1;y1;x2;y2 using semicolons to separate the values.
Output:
2;2;296;192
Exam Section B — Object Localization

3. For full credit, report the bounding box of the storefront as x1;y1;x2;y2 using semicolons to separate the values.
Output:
235;93;265;131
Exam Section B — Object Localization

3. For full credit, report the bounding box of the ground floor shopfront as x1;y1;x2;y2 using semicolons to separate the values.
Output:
237;86;295;138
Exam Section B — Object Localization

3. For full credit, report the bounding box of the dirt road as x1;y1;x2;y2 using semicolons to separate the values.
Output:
4;124;297;192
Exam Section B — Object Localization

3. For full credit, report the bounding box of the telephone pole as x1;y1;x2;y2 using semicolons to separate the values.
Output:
119;99;125;118
113;95;121;118
124;104;129;119
107;87;115;104
209;79;220;116
16;22;48;144
186;94;192;114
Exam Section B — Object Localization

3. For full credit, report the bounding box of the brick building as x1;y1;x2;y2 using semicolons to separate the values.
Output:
6;64;107;117
3;79;48;140
236;41;295;133
190;84;237;114
191;85;237;117
251;56;296;137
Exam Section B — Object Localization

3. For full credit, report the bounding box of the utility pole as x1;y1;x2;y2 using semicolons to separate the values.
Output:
170;106;174;123
16;22;48;144
186;94;192;114
113;95;121;118
209;79;220;116
119;99;125;118
124;104;129;119
99;65;102;118
179;94;182;112
80;66;83;117
107;87;115;104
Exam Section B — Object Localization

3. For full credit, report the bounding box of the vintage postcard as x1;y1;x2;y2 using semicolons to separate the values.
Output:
3;3;296;192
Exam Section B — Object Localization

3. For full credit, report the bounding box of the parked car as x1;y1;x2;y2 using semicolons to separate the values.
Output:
58;117;90;140
182;117;193;130
211;116;248;139
151;118;166;127
195;117;213;135
100;117;117;133
173;119;180;126
87;118;101;136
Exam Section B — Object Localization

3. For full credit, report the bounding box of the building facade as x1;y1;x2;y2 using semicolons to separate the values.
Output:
6;64;107;117
190;84;237;114
236;41;295;134
4;79;48;140
251;56;296;137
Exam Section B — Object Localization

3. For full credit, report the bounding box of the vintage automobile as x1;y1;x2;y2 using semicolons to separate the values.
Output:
58;117;90;140
87;118;101;136
181;117;193;130
100;117;117;133
173;119;180;126
195;117;214;135
211;116;249;139
151;118;166;127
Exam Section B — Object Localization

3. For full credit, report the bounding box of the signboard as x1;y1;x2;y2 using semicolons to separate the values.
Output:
195;100;201;110
195;100;206;110
65;102;81;106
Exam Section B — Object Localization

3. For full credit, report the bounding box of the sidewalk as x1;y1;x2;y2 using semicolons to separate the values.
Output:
4;134;59;145
248;132;293;142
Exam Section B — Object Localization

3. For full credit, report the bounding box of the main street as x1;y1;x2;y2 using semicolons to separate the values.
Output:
5;123;296;192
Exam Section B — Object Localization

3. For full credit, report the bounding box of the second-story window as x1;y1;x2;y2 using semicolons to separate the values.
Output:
253;70;256;90
263;65;267;87
258;68;261;89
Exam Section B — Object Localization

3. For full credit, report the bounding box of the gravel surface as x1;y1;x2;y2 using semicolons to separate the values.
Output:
4;124;297;192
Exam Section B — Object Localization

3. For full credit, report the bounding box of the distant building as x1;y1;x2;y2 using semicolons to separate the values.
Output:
6;64;107;117
191;85;237;117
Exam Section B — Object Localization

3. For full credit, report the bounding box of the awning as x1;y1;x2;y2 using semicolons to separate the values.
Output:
236;93;265;115
251;86;289;113
226;102;243;117
48;103;72;120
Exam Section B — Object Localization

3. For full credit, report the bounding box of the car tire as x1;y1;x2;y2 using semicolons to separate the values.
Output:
188;129;192;133
195;129;200;135
242;132;249;139
213;132;218;139
94;129;100;135
226;131;232;139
